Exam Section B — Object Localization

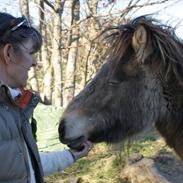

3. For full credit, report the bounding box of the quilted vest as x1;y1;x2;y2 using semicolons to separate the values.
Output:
0;83;44;183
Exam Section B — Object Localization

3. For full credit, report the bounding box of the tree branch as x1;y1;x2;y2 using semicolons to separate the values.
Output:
43;0;56;11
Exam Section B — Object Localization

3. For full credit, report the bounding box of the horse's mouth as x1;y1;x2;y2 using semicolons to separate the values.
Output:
66;136;86;150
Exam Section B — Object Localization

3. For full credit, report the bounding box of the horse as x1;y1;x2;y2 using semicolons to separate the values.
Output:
58;16;183;161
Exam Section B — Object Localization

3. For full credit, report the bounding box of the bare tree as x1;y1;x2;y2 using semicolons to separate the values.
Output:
20;0;40;92
63;0;80;106
19;0;179;107
50;0;66;107
38;0;53;104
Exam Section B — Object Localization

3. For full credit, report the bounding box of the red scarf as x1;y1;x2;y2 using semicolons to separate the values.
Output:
15;88;33;109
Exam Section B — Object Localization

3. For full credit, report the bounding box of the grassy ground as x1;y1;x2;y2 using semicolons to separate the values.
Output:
34;104;182;183
44;135;172;183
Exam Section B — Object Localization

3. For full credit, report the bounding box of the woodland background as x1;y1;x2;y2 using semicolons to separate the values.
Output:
1;1;183;182
2;0;182;107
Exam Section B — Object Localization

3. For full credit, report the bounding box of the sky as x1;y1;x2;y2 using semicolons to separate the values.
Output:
0;0;183;37
132;0;183;37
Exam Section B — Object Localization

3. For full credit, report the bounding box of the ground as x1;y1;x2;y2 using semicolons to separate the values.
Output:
44;132;183;183
154;151;183;182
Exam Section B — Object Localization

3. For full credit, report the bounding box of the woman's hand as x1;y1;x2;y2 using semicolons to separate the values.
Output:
69;141;93;161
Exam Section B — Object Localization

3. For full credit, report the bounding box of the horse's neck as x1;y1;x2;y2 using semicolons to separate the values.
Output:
161;66;183;112
156;65;183;161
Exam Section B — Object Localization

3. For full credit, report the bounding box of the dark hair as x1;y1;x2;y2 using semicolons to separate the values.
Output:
0;12;42;53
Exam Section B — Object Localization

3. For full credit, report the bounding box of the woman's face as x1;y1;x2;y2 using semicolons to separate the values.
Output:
6;39;37;88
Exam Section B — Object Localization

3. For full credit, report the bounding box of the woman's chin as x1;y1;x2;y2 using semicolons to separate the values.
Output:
17;82;26;89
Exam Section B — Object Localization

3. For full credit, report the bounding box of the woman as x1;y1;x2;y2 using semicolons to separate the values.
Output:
0;12;92;183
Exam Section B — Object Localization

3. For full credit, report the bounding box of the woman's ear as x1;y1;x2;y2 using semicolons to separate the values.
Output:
3;43;14;64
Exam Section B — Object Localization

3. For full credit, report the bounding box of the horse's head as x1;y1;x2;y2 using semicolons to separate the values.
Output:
59;16;183;150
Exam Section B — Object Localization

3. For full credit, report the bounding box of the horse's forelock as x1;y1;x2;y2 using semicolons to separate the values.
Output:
104;25;134;76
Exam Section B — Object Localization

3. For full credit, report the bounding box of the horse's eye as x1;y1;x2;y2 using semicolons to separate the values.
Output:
108;79;121;86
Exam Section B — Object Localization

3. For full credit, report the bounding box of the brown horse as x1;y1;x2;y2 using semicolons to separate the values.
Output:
59;16;183;160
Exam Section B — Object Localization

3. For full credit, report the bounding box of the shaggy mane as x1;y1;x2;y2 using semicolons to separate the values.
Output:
104;15;183;85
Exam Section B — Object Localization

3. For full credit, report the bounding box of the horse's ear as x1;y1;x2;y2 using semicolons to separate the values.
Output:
132;25;152;63
132;25;147;51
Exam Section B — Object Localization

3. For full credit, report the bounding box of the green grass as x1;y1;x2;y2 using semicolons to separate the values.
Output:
46;138;169;183
44;137;170;183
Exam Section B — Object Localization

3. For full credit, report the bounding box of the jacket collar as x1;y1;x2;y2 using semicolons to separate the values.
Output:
0;81;40;109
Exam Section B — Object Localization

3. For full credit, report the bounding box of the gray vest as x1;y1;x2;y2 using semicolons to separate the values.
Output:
0;84;44;183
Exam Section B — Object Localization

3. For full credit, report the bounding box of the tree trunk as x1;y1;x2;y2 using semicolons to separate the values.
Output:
81;0;100;87
63;0;80;107
20;0;39;92
50;0;65;107
20;0;30;19
38;0;53;104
